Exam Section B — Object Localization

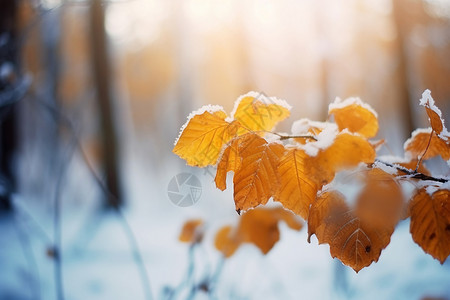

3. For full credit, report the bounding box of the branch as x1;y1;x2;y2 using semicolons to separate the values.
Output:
374;159;448;183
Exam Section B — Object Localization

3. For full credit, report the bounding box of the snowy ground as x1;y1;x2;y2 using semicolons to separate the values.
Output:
1;147;450;300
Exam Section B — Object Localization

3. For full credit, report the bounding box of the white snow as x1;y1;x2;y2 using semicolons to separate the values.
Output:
373;160;398;175
419;89;450;140
173;105;226;146
328;96;378;118
228;91;292;121
290;119;338;157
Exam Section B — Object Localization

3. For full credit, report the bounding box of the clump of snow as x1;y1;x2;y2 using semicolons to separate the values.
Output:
419;89;450;140
291;120;338;157
328;96;378;118
174;105;226;146
229;91;292;120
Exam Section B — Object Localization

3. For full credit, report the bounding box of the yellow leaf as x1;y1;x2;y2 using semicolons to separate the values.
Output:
275;148;318;220
409;189;450;264
329;97;379;138
419;89;448;138
233;133;285;213
214;139;241;191
231;92;291;134
173;109;239;167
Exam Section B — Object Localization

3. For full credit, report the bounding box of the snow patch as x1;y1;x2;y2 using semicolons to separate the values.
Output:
373;160;398;175
292;121;338;157
228;91;292;121
329;96;378;118
174;105;226;146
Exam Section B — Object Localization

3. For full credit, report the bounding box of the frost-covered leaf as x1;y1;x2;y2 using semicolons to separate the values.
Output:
419;89;449;140
275;148;318;219
231;91;291;134
409;189;450;264
404;128;450;161
233;133;285;213
329;97;379;138
173;109;239;167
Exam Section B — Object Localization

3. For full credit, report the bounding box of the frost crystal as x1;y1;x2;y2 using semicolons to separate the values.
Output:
329;96;378;118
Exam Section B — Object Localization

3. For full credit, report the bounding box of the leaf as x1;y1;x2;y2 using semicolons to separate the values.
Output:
419;89;448;138
173;110;239;167
409;189;450;264
215;139;242;191
215;225;240;258
233;133;285;213
275;148;319;219
308;170;403;272
309;132;376;185
214;207;303;257
329;97;379;138
238;207;303;254
404;129;450;161
179;219;204;243
231;92;291;134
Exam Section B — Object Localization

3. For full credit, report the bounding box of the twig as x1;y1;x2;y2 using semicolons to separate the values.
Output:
278;135;317;141
53;136;77;300
415;131;433;172
12;214;42;300
374;159;448;183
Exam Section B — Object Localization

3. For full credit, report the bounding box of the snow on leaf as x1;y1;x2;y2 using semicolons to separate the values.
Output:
179;219;204;243
173;110;239;167
409;189;450;264
307;132;376;185
404;128;450;161
419;89;449;140
329;97;379;138
275;148;319;220
308;169;403;272
233;133;285;213
230;91;291;134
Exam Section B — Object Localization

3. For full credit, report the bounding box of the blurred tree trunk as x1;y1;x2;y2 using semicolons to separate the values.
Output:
0;0;19;212
392;0;416;135
89;0;123;208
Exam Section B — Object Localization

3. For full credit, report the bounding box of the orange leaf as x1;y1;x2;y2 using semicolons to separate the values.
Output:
275;148;318;219
404;129;450;161
173;109;239;167
419;89;448;138
329;97;379;138
214;225;240;258
310;132;376;185
179;219;204;243
215;139;241;191
231;92;291;134
214;207;303;256
409;189;450;264
308;170;403;272
233;133;285;213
